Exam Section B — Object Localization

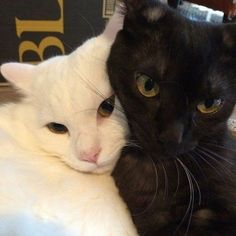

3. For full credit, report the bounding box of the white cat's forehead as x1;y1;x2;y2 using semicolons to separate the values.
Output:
34;37;112;115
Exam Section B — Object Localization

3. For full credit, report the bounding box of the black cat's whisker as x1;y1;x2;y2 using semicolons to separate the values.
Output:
189;172;200;207
112;103;125;114
197;147;231;169
129;120;156;151
187;151;207;181
173;160;180;197
106;117;127;126
194;149;228;178
196;148;233;181
128;139;141;145
104;94;125;114
198;146;234;166
188;179;195;236
192;117;198;128
185;154;202;206
132;154;159;217
112;112;127;122
175;158;194;236
181;160;195;236
201;141;236;154
125;141;142;150
161;163;169;200
98;142;126;167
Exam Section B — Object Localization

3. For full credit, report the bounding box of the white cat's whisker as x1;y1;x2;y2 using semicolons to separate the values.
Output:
72;60;125;113
71;66;107;99
77;13;95;37
70;64;125;113
63;41;73;52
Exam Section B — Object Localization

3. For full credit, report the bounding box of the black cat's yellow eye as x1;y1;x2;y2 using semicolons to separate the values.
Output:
47;122;68;134
98;95;115;117
197;98;223;114
136;72;159;98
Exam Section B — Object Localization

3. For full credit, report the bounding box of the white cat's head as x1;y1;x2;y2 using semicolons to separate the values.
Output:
0;10;127;174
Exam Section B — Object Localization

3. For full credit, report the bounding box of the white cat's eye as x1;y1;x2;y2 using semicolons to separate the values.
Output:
136;72;159;98
47;122;68;134
197;98;223;114
98;95;115;117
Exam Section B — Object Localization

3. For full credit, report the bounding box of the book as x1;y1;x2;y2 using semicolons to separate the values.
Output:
0;0;110;83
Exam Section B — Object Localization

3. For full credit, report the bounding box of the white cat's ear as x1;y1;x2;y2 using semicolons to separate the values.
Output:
0;62;35;92
103;4;124;41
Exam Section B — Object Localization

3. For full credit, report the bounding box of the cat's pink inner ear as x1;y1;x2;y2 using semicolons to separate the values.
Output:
0;62;35;91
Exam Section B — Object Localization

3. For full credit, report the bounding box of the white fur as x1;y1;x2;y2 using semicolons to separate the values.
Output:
0;150;136;236
1;35;128;174
0;9;137;236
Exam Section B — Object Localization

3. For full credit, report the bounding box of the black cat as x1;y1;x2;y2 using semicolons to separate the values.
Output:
107;1;236;235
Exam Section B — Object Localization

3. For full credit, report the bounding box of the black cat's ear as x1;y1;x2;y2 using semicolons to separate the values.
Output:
121;0;166;25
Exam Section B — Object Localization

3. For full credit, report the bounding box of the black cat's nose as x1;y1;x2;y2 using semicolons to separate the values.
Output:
159;122;184;144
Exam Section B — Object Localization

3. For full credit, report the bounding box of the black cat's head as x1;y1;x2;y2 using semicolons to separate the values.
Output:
107;0;236;160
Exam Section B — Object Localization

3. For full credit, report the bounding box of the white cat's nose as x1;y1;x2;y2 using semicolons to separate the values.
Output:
80;147;101;164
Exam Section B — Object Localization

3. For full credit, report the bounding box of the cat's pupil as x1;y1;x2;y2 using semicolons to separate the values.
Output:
204;99;214;108
145;79;155;91
47;122;68;134
102;101;114;112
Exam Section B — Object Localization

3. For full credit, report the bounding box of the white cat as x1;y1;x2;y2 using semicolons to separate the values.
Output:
0;8;138;236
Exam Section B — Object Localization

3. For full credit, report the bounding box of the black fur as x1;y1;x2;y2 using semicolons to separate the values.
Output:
107;1;236;235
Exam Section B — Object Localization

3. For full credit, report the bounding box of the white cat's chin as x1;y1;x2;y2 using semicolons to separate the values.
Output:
62;158;115;175
93;162;115;175
75;164;114;175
